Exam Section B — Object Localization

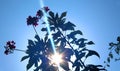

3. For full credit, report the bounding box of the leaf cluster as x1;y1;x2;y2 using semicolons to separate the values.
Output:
104;36;120;68
21;10;105;71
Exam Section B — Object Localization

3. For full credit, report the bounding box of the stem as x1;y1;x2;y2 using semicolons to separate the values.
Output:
14;49;26;53
33;25;38;35
56;28;86;68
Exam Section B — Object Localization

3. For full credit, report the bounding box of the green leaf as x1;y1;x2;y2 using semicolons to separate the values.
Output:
52;31;61;40
75;66;80;71
107;57;110;63
42;22;46;24
107;64;110;67
21;56;29;61
35;34;41;41
55;13;59;20
60;61;70;71
27;63;34;70
50;27;56;31
59;21;76;31
117;36;120;42
65;21;76;29
109;52;113;59
87;41;95;45
78;52;86;59
49;11;54;19
115;47;120;55
104;61;106;63
109;42;114;47
28;40;34;46
41;28;47;31
67;30;83;39
60;12;67;19
86;50;100;58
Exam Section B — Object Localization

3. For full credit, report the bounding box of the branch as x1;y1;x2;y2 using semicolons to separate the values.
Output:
56;27;86;68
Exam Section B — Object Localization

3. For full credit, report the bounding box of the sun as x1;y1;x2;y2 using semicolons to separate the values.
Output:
50;53;63;65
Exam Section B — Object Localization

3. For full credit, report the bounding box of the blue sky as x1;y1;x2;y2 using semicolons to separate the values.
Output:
0;0;120;71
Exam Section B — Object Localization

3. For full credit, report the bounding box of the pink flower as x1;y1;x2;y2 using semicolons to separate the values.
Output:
26;16;39;27
4;50;9;55
43;6;50;12
33;23;38;27
7;41;10;45
4;41;16;55
36;10;43;19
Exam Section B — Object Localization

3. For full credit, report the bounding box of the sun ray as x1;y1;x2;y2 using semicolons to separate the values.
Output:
39;0;62;71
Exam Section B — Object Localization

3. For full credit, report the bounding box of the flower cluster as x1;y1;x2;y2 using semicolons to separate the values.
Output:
43;6;50;12
4;41;16;55
26;6;50;27
27;16;39;27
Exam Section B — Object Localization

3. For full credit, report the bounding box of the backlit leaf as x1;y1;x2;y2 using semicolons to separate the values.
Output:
21;56;29;61
86;50;100;58
60;12;67;19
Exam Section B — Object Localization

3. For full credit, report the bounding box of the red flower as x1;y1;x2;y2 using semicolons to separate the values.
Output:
4;41;16;55
27;16;33;25
33;23;38;27
36;10;43;19
26;16;39;27
4;50;9;55
43;6;50;12
9;45;16;50
7;41;10;45
11;40;15;44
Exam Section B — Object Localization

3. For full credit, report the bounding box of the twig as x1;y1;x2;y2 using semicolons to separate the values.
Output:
15;49;26;53
33;25;38;35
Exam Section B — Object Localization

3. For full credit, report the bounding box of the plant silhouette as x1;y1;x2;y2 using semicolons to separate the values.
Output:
105;36;120;68
4;7;106;71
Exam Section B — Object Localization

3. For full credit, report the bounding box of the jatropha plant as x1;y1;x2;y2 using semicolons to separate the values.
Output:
104;36;120;68
3;7;106;71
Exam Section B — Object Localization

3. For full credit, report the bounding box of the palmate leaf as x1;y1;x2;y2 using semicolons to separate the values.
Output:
41;27;56;32
49;11;54;19
52;31;61;40
87;41;95;45
21;35;46;71
60;12;67;19
117;36;120;42
54;37;62;45
61;21;76;31
107;57;110;63
86;50;100;58
62;48;74;61
35;35;41;41
72;30;83;35
109;52;113;59
60;61;70;71
74;50;86;60
21;56;29;61
27;58;35;70
75;66;80;71
27;63;34;70
115;47;120;55
67;30;83;39
41;28;47;31
82;64;105;71
78;53;86;60
55;13;59;20
28;40;35;46
73;50;85;69
72;60;83;68
74;38;87;48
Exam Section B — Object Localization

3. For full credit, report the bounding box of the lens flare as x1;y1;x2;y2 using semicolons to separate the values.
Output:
40;0;56;53
51;53;63;65
39;0;62;71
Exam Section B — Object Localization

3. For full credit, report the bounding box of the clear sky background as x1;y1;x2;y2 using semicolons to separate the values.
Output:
0;0;120;71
